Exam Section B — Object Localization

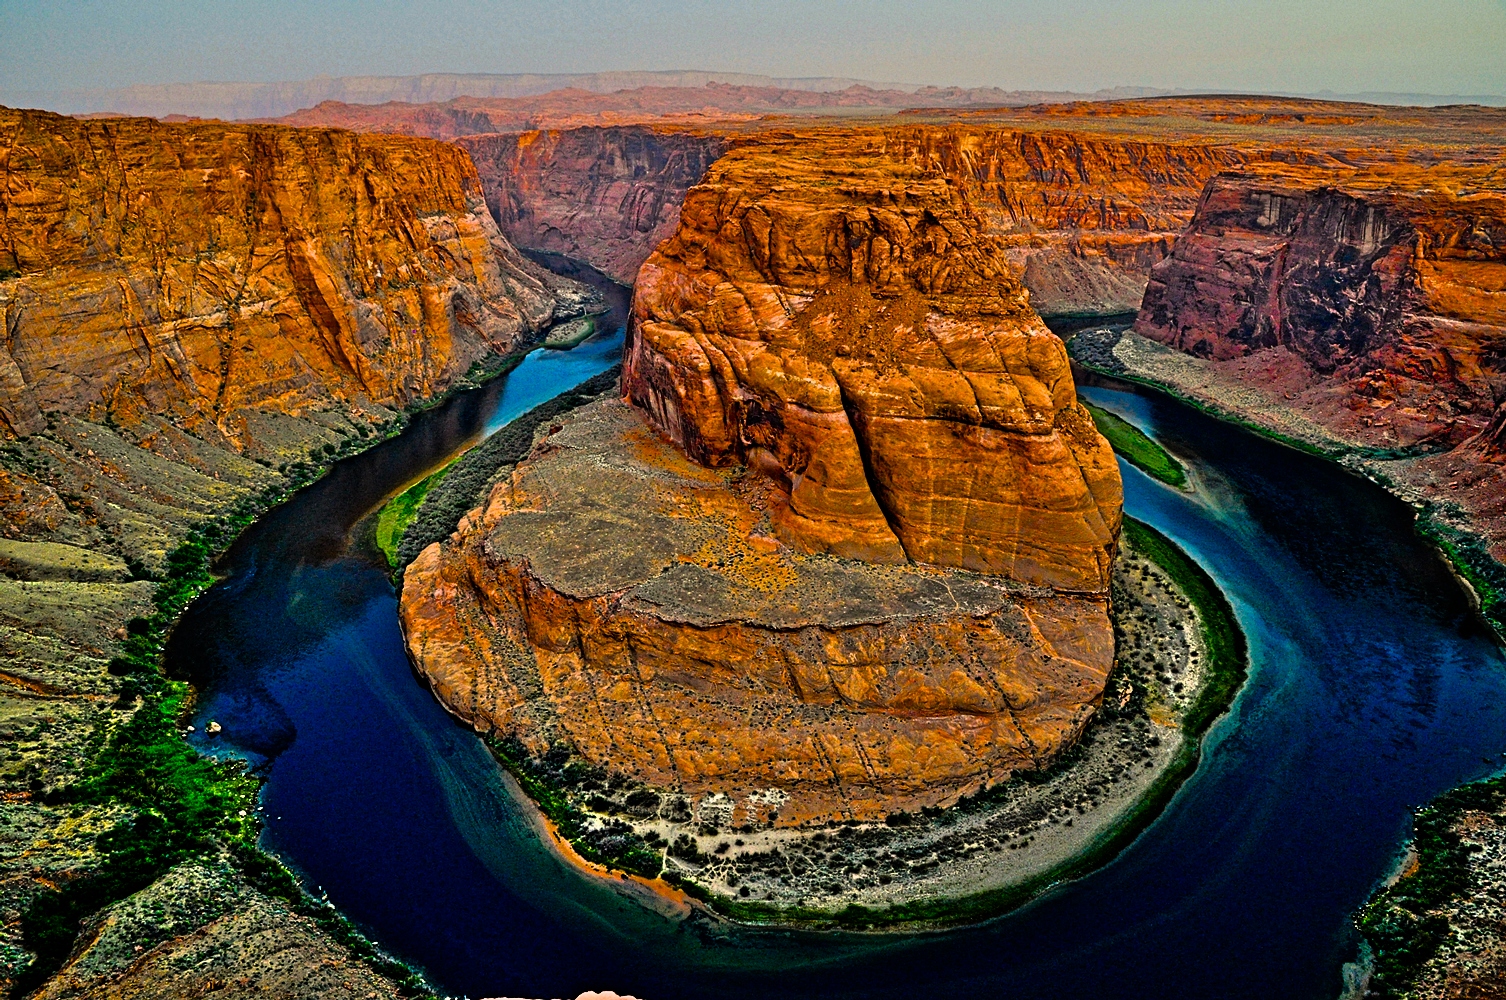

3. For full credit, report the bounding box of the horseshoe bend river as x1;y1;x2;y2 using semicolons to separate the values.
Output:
166;266;1506;1000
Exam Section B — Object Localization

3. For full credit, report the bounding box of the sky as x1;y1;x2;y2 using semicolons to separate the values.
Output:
2;0;1504;98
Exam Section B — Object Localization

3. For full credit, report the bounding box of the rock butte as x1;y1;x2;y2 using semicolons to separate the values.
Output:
403;399;1113;825
402;127;1124;826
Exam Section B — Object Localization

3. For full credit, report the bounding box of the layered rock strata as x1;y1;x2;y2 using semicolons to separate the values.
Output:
626;130;1123;589
459;128;727;284
0;106;590;994
0;107;592;445
1137;175;1506;454
404;129;1124;828
402;399;1113;826
1117;171;1506;584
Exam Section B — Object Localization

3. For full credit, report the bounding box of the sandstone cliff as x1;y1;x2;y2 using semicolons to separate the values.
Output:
1137;175;1506;454
626;129;1123;589
0;107;592;994
0;107;590;446
459;128;726;284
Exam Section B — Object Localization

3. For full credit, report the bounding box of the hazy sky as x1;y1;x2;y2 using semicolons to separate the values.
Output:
3;0;1504;97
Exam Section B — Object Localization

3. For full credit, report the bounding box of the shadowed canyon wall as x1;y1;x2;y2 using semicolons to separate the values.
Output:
458;128;727;285
1137;174;1506;455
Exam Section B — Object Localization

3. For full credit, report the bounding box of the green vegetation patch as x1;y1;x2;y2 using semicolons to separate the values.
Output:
488;737;665;880
14;453;438;997
1416;515;1506;642
375;466;451;568
1084;401;1188;489
1359;776;1506;997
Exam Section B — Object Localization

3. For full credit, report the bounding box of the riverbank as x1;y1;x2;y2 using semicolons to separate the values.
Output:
0;305;617;996
478;513;1246;931
1358;773;1506;998
1069;326;1506;644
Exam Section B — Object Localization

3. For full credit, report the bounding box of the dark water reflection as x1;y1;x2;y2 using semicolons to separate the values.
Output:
168;290;1506;999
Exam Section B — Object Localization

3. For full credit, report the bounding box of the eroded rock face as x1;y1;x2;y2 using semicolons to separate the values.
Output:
1136;175;1506;454
458;128;727;284
625;130;1122;590
401;399;1113;826
0;107;588;443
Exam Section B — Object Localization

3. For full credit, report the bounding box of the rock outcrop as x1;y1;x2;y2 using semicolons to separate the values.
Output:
402;398;1113;826
403;127;1123;827
0;107;591;445
0;106;594;993
459;128;726;284
626;129;1123;589
1137;175;1506;453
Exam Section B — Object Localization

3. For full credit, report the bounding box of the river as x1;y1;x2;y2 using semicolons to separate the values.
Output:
167;265;1506;1000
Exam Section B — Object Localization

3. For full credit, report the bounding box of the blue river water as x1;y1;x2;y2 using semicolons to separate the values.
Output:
167;273;1506;999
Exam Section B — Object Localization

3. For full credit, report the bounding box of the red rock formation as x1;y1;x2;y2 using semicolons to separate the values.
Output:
458;128;726;284
1137;175;1506;452
0;107;587;444
626;129;1123;590
401;398;1113;826
400;125;1125;827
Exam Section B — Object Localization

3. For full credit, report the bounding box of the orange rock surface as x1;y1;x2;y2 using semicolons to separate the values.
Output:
0;107;586;443
401;126;1125;826
626;128;1123;590
401;399;1113;826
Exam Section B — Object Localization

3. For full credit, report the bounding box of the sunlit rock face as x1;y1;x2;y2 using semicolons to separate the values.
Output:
625;129;1123;591
0;107;588;444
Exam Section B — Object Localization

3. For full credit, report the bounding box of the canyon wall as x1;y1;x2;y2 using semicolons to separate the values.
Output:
403;125;1124;827
879;127;1253;316
0;107;590;447
0;107;590;992
458;127;727;284
1136;175;1506;454
462;123;1251;315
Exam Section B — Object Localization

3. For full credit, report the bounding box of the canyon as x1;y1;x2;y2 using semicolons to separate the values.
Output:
0;106;593;998
0;81;1504;998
